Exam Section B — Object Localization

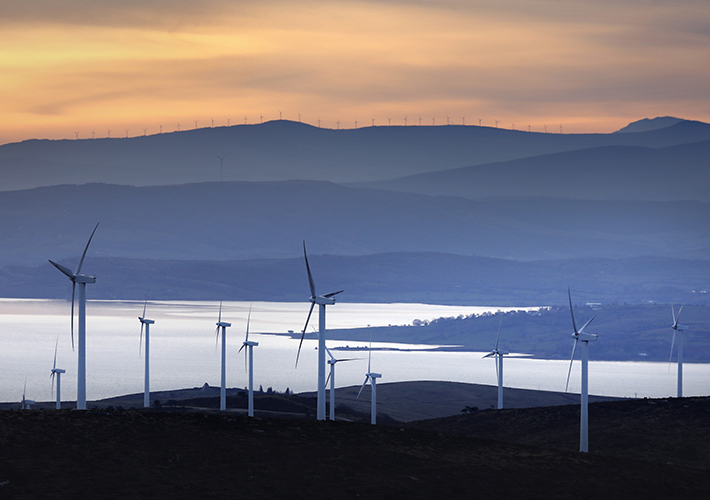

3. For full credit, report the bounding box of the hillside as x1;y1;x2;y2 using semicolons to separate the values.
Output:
349;139;710;201
0;182;708;266
2;253;708;308
0;396;709;499
1;119;709;191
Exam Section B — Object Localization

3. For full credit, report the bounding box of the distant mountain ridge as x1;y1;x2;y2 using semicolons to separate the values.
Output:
0;181;707;267
347;138;710;201
1;118;709;191
614;116;684;133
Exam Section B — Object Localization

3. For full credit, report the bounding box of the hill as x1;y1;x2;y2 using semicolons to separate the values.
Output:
2;253;708;308
348;139;710;201
0;182;708;266
1;119;710;191
0;395;709;499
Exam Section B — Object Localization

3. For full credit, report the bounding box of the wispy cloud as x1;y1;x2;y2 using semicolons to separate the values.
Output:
1;0;708;142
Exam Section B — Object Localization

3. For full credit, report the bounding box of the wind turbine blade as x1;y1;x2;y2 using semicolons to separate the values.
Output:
568;287;578;335
75;223;99;275
295;302;316;368
674;305;683;329
579;316;596;334
669;330;677;368
50;372;56;398
48;260;75;279
245;304;252;343
142;299;147;319
215;326;220;348
495;353;500;382
325;370;332;389
357;376;369;399
323;290;344;298
53;336;59;370
565;339;578;393
494;315;503;350
70;282;76;350
324;345;336;361
367;333;373;373
139;322;144;357
303;241;316;298
218;301;223;324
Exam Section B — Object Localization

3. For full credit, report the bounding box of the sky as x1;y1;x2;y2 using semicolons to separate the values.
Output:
1;0;709;144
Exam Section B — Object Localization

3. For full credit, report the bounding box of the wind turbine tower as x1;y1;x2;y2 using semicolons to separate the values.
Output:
669;304;687;397
238;305;259;417
49;223;99;410
357;338;381;425
215;302;231;411
483;316;509;409
138;301;154;408
51;338;65;410
296;242;343;421
565;288;598;453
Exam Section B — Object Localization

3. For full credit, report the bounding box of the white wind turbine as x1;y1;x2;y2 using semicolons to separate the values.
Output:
565;288;598;453
238;305;258;417
483;316;509;409
49;223;99;410
215;302;231;411
296;241;343;421
50;337;65;410
323;345;360;421
21;378;35;410
669;304;687;397
357;336;381;425
138;300;155;408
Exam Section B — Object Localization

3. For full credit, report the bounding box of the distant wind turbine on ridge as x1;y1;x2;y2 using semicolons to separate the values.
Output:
296;241;343;421
49;223;99;410
565;288;598;453
138;300;155;408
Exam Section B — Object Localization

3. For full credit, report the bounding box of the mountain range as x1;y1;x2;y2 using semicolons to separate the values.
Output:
0;116;707;311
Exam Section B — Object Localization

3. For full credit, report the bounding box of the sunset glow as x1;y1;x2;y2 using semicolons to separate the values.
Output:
1;0;709;143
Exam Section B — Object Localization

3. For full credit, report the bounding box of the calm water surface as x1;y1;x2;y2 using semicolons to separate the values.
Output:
1;299;707;403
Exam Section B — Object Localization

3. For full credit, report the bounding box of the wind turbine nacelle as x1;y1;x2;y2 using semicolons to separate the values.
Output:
140;318;155;325
74;274;96;284
217;322;231;328
369;373;382;379
577;332;598;342
315;296;336;305
244;341;258;347
52;369;66;374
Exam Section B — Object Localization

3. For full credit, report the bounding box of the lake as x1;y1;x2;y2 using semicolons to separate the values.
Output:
1;299;708;403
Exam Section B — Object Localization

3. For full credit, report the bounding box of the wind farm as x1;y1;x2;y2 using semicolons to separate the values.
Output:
0;118;708;498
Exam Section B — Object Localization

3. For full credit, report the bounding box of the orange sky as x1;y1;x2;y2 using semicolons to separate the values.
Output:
1;0;709;144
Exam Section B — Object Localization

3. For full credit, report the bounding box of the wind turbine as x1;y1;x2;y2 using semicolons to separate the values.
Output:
357;337;381;425
323;345;360;421
74;131;79;140
49;223;99;410
238;305;258;417
295;241;343;421
124;129;129;138
138;300;154;408
215;302;231;411
21;379;35;410
213;153;227;182
565;288;598;453
50;337;65;410
669;304;687;397
483;316;509;409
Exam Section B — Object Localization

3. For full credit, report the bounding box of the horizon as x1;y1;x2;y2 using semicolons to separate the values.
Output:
2;1;709;144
